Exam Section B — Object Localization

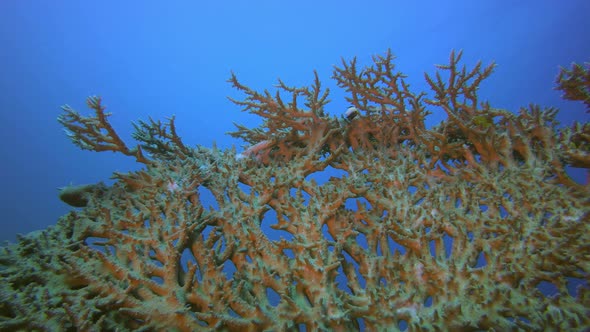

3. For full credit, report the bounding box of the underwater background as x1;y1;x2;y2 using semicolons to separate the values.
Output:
0;0;589;243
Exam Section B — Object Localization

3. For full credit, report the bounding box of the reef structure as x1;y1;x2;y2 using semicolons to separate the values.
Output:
1;51;589;331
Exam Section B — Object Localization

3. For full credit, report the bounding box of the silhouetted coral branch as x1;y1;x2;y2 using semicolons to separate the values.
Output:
132;115;191;160
556;61;590;112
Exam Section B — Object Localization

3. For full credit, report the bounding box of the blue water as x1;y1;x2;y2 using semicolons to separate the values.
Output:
0;0;588;244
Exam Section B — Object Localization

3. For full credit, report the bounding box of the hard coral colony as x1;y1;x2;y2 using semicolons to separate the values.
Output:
1;50;589;331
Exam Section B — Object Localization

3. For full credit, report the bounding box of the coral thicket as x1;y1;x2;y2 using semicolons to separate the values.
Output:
1;50;589;331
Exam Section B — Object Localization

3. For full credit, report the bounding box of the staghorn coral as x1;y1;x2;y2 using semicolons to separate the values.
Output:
556;61;590;113
1;50;589;331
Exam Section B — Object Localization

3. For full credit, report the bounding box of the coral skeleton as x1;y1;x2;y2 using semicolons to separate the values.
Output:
1;50;589;331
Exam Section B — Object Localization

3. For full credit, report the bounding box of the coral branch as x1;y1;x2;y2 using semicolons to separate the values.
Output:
556;61;590;112
332;49;429;150
58;96;192;164
59;96;131;154
228;70;339;164
58;96;150;164
132;115;191;160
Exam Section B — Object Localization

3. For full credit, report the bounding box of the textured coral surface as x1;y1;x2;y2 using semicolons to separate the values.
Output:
1;51;589;331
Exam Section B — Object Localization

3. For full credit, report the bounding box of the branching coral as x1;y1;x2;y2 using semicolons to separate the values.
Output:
556;61;590;112
1;50;589;331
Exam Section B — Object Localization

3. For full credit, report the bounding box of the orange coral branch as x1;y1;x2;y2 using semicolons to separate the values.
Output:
556;61;590;112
